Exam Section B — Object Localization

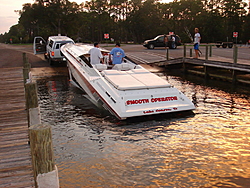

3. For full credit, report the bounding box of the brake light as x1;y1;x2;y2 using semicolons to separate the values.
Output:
51;51;55;56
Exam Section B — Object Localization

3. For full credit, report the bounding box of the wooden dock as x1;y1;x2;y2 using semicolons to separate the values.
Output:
0;67;34;188
154;57;250;84
157;57;250;72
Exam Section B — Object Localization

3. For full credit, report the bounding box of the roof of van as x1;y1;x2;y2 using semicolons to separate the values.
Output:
48;36;74;41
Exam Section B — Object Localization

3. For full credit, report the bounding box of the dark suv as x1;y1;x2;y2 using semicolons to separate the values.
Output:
143;34;181;49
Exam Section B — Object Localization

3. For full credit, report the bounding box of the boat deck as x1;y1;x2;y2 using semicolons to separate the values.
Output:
102;69;171;90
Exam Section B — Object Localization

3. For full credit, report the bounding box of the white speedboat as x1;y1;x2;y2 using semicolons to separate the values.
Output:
61;43;195;120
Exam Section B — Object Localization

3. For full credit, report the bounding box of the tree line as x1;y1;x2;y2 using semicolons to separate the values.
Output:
0;0;249;44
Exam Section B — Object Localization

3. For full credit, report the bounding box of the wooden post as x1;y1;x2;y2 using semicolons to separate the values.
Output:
23;53;31;84
166;48;169;60
209;45;212;57
204;65;209;79
29;107;41;127
182;61;187;73
25;82;40;127
182;44;187;65
182;44;187;73
23;52;28;66
183;44;186;58
29;124;58;188
190;48;192;57
25;82;38;110
233;45;238;65
232;70;237;84
23;68;30;84
205;45;208;61
23;53;31;70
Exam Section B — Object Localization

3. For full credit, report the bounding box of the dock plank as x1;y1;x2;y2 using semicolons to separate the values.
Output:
0;67;35;187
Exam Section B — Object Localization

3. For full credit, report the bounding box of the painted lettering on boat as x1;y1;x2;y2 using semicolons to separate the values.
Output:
143;107;178;114
126;96;178;106
151;96;177;103
143;110;154;114
126;99;149;105
155;108;171;112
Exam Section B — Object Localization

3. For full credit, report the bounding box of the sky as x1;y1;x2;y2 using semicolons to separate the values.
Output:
0;0;170;34
0;0;79;34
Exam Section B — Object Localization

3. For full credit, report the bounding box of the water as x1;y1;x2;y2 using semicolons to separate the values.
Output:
37;73;250;188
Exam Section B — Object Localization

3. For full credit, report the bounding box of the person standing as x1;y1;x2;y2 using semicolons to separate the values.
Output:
109;43;125;64
194;28;201;58
171;35;175;49
89;42;104;65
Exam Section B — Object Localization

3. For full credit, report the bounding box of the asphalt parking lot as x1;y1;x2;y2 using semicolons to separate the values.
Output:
1;43;249;68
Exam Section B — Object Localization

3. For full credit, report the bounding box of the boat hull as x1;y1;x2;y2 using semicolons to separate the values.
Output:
62;43;195;120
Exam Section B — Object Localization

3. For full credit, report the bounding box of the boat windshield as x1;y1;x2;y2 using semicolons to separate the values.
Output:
79;55;93;68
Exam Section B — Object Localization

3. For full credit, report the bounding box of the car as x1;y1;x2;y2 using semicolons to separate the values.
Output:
33;35;75;65
143;34;181;49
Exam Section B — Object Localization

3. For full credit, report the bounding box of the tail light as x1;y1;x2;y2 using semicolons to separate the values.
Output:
51;51;55;56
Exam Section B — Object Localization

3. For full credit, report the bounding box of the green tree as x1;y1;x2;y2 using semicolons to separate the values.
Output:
1;0;249;44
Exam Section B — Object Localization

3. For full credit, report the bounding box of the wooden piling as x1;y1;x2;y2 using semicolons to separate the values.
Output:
23;57;58;187
183;44;186;58
232;70;237;84
204;65;209;79
182;60;187;73
190;49;192;57
25;82;40;128
183;44;187;64
205;45;208;61
23;68;30;84
23;52;28;65
25;82;39;110
23;53;31;84
233;45;238;65
23;53;31;70
166;48;169;60
29;124;55;188
209;45;212;57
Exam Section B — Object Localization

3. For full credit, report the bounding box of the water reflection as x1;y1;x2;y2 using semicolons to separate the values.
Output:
37;74;250;187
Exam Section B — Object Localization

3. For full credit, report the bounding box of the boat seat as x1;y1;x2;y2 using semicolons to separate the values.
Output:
102;70;127;75
112;63;131;71
94;64;107;71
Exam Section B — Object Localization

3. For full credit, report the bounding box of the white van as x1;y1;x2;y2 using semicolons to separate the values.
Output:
33;36;74;65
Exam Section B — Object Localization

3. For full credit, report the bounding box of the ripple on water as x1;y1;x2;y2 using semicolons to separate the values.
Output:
37;75;250;187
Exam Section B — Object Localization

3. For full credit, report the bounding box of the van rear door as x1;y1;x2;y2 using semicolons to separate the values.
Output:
33;36;46;54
